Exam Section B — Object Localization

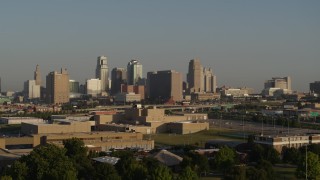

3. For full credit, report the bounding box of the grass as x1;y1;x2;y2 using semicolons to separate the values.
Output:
274;166;297;180
147;128;247;147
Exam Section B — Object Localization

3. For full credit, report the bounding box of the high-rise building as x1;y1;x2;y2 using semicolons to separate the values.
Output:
187;58;217;94
310;81;320;94
264;77;291;90
69;80;80;98
147;70;182;102
187;58;203;93
96;56;109;93
86;79;102;97
127;60;143;85
34;64;41;86
24;80;40;100
46;68;70;104
203;68;217;93
69;80;80;93
111;68;127;95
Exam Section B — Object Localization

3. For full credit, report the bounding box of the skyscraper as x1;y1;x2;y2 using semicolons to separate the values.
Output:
34;64;41;86
96;56;109;93
187;58;203;93
203;68;217;93
24;80;40;100
127;60;143;85
86;79;102;97
310;81;320;94
111;68;127;95
264;77;291;90
46;68;70;104
147;70;183;102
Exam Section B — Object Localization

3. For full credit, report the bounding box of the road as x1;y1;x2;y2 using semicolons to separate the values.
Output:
209;119;320;136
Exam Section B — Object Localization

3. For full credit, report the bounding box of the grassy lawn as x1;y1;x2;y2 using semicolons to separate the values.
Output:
147;128;246;147
274;166;297;180
0;124;22;135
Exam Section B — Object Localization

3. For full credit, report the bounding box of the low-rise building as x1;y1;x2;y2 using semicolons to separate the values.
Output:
0;117;44;125
253;134;320;152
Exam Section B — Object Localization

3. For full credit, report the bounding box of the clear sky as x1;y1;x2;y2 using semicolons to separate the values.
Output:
0;1;319;92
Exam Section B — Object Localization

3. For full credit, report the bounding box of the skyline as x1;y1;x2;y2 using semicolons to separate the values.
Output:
1;1;319;92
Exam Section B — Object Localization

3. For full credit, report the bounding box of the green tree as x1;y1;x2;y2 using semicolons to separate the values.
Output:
245;167;268;180
181;152;209;176
7;161;28;180
282;147;301;164
296;152;320;179
264;146;280;164
149;165;173;180
115;151;147;180
14;144;77;180
63;138;94;179
0;176;12;180
177;166;198;180
250;144;264;162
256;160;275;180
225;166;246;180
94;163;121;180
214;146;236;173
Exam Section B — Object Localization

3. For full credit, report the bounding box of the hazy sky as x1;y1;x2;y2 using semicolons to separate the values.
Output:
0;1;319;92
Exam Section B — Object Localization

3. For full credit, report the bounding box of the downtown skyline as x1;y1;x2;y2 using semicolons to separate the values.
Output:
0;1;319;92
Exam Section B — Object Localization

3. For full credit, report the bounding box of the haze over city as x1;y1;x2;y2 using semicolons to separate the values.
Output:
0;1;319;92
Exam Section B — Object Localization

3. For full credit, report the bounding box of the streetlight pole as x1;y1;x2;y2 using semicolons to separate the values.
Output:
306;145;308;180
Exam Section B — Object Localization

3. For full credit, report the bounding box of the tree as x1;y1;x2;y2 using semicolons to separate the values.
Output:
149;165;173;180
246;167;268;180
177;166;198;180
296;152;320;179
214;146;236;173
282;147;301;164
13;144;77;180
63;138;88;158
181;152;209;176
94;163;121;180
115;151;147;180
63;138;94;179
256;160;275;180
250;144;264;162
0;176;12;180
225;166;246;180
264;146;280;164
7;161;28;180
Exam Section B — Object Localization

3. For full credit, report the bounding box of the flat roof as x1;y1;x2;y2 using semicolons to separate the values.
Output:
92;156;120;165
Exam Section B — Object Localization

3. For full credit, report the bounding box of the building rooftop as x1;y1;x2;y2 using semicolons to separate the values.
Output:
92;156;120;165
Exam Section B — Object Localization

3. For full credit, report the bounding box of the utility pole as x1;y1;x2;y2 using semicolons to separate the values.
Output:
306;145;308;180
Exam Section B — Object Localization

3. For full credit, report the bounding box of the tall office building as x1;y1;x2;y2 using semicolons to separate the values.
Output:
24;80;40;100
127;60;143;85
69;80;80;98
264;77;291;90
147;70;183;102
187;58;203;93
187;58;217;94
69;80;80;93
46;68;70;104
203;68;217;93
111;68;127;95
310;81;320;94
34;64;41;86
96;56;109;93
86;79;102;97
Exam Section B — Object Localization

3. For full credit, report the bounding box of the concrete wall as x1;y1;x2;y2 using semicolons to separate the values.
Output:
21;121;91;135
167;122;209;134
